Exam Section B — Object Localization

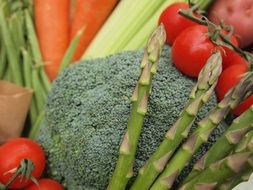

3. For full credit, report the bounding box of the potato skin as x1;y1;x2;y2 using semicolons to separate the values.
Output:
209;0;253;48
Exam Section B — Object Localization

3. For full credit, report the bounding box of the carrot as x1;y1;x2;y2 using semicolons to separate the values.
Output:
34;0;70;81
70;0;118;61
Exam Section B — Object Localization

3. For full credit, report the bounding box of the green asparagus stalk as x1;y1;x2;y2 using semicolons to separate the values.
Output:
9;12;25;52
59;27;84;73
179;152;253;190
130;51;222;190
0;37;7;79
107;25;166;190
150;72;253;190
184;105;253;183
217;169;252;190
0;3;23;85
217;130;253;190
21;48;38;126
180;129;253;190
24;9;50;93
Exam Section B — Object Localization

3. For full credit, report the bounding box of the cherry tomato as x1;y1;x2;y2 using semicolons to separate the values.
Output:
233;95;253;116
158;2;197;45
26;179;64;190
172;25;216;77
217;32;239;69
0;138;46;189
222;51;249;70
215;63;252;116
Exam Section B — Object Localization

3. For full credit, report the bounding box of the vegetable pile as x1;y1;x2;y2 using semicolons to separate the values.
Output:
1;0;253;190
38;2;253;189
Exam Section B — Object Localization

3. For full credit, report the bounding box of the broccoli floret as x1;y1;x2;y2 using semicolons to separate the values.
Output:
37;46;226;190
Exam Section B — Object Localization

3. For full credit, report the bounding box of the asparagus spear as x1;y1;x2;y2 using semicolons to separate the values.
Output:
184;105;253;183
150;72;253;190
130;51;222;190
107;25;166;190
217;129;253;190
180;129;253;190
179;152;253;190
217;169;252;190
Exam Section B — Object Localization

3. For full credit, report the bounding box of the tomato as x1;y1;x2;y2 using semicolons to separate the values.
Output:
172;25;216;77
0;138;46;189
26;179;64;190
222;52;249;70
209;0;253;48
158;2;197;45
215;64;248;101
215;63;252;116
233;95;253;116
217;33;239;69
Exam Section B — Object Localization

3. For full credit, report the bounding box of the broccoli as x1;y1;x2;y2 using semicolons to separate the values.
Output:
37;46;226;190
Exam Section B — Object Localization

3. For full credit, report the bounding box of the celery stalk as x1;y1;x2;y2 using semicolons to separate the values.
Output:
123;0;186;51
82;0;165;59
105;0;165;55
81;0;136;59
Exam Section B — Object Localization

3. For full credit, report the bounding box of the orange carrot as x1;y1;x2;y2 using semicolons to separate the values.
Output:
70;0;118;61
34;0;70;81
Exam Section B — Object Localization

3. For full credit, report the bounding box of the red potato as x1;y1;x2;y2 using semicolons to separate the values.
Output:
208;0;253;48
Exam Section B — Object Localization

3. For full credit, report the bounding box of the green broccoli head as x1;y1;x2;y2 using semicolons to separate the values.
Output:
37;46;226;190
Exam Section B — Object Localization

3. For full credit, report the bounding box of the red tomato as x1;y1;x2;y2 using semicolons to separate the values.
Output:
217;33;239;69
158;2;197;45
0;138;46;189
233;95;253;116
222;52;249;70
26;179;64;190
215;63;252;116
172;25;216;77
215;64;248;101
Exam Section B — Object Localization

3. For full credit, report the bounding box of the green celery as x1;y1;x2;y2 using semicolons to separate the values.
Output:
82;0;165;59
24;9;51;93
124;0;186;51
0;4;23;85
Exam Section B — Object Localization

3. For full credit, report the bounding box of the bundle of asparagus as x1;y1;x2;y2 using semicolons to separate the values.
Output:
108;24;253;190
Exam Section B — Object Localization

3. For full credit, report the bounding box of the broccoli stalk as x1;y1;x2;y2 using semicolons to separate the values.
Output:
184;105;253;183
180;129;253;190
150;72;253;190
130;51;222;190
107;25;166;190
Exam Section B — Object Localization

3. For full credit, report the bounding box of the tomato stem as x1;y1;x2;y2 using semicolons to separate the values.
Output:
1;159;36;189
